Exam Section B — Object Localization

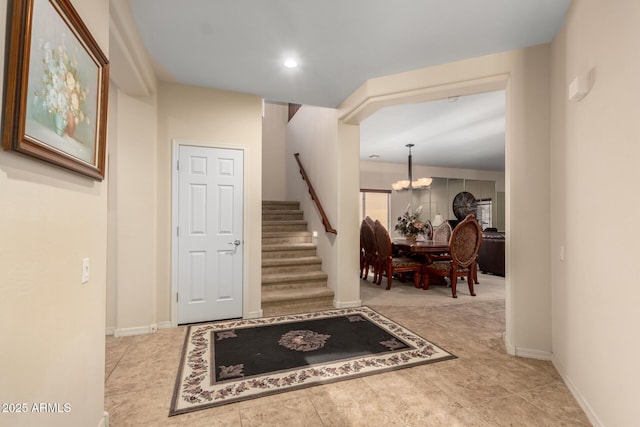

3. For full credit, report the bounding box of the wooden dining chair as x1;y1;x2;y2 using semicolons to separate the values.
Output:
360;218;378;281
433;219;479;284
423;214;482;298
373;220;423;290
424;219;434;241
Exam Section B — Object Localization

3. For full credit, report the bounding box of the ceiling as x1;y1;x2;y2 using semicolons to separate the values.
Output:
361;91;506;171
128;0;570;171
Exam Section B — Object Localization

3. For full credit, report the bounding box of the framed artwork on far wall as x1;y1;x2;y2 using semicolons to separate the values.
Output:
2;0;109;180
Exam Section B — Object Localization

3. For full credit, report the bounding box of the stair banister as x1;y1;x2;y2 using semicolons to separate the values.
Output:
293;153;337;235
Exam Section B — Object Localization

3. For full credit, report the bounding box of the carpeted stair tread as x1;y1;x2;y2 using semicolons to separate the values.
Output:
261;286;334;304
262;242;317;252
262;220;308;226
262;209;304;215
262;270;328;284
262;231;311;237
262;220;309;232
262;231;311;242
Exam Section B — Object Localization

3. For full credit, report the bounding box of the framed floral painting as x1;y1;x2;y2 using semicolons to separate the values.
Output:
2;0;109;180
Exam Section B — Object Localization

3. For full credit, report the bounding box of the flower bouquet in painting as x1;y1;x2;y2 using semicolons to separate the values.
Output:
34;41;91;138
395;205;427;240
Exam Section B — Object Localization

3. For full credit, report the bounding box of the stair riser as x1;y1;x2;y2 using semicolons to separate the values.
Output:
263;249;317;259
263;224;308;232
262;235;312;245
262;296;334;312
262;203;300;211
262;264;322;274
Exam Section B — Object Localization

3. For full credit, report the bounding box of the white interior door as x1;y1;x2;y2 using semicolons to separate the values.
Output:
177;145;243;324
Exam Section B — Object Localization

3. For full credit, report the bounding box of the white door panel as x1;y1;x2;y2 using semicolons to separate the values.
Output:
177;145;243;324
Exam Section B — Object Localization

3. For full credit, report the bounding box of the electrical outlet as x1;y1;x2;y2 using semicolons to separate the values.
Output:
81;258;90;284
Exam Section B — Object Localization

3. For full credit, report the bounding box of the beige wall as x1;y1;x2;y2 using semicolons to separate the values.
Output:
340;45;552;356
360;160;506;192
111;90;158;335
0;1;109;426
262;102;287;200
550;1;640;425
157;82;264;322
106;84;118;332
286;106;340;291
106;0;159;336
286;106;361;307
336;121;362;306
360;160;505;232
105;0;265;336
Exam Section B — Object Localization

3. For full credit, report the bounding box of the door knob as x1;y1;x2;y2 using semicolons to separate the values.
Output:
228;240;241;246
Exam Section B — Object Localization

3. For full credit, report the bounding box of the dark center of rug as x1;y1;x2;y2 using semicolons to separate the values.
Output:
211;314;412;382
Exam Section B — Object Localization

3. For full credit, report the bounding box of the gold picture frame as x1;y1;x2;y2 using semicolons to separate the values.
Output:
2;0;109;180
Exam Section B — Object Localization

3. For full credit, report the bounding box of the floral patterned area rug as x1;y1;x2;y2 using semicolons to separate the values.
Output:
169;306;455;416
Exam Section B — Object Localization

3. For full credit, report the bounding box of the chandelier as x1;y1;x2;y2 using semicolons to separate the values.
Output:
391;144;433;191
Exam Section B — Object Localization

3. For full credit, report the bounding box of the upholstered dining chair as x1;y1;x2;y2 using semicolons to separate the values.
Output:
432;221;452;243
423;214;482;298
428;220;454;265
360;218;378;281
373;220;423;290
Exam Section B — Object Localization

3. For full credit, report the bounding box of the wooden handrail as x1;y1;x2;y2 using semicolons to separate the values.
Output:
294;153;337;235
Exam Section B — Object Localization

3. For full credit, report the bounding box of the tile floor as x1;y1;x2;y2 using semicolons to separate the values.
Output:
105;274;591;426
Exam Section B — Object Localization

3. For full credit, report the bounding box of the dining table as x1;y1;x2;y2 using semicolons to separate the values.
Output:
392;238;450;256
392;238;451;288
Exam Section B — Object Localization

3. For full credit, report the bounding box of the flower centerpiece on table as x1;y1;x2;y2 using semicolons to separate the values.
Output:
35;41;90;137
395;204;426;240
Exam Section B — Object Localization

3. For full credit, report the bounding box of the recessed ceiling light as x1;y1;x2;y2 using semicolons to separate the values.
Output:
284;58;298;68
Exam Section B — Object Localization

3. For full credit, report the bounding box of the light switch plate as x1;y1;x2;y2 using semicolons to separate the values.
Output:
81;258;90;284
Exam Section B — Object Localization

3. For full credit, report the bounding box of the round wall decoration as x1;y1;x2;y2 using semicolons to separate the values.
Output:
452;191;477;220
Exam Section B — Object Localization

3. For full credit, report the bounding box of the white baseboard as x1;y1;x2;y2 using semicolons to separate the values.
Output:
98;411;109;427
113;324;157;337
551;354;603;427
110;322;172;335
157;321;172;329
503;332;516;355
334;299;362;309
514;346;552;361
502;331;553;361
245;309;263;319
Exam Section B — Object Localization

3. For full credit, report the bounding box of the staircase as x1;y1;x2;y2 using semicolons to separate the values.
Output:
262;201;334;316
